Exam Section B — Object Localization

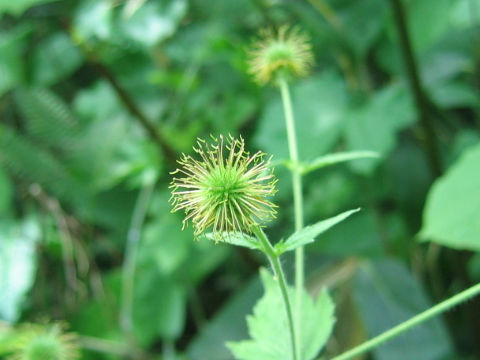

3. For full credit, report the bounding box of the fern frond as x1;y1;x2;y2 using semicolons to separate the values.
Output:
14;87;80;150
0;124;85;203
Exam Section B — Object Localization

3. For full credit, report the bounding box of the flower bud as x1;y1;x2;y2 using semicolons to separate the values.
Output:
248;25;314;86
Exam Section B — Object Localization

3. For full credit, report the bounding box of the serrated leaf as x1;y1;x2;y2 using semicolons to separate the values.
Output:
299;151;380;175
202;232;261;251
277;209;360;254
419;143;480;251
227;269;335;360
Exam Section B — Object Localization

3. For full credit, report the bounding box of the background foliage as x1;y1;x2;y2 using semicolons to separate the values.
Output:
0;0;479;359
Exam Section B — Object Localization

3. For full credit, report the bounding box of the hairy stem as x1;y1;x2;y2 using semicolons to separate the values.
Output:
120;183;155;338
279;78;304;355
253;226;298;360
330;282;480;360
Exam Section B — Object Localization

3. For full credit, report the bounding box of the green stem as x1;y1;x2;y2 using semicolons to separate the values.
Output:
279;78;304;357
120;183;155;338
253;226;298;360
330;282;480;360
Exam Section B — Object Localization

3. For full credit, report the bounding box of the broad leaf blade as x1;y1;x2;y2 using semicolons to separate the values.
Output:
280;209;360;253
353;260;453;360
419;143;480;251
300;151;380;175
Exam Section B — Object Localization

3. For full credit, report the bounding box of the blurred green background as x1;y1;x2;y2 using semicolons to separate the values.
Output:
0;0;479;359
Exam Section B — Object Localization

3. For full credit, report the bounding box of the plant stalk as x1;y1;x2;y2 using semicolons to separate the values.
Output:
120;183;155;338
389;0;442;176
253;226;299;360
330;282;480;360
279;78;305;355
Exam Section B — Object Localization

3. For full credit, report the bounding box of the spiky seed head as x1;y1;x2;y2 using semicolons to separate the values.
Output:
10;323;79;360
247;25;314;86
170;135;277;237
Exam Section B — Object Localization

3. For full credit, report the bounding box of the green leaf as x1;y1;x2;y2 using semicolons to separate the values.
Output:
0;26;29;96
227;269;335;360
468;253;480;282
201;232;261;251
0;168;12;216
70;270;123;340
309;211;389;257
344;83;415;174
0;0;56;16
120;0;187;46
337;0;388;57
133;267;186;343
407;0;456;52
299;151;380;175
181;237;230;285
139;212;192;275
187;277;262;360
73;0;113;40
0;217;41;322
451;0;480;28
277;209;360;254
429;80;479;108
32;33;83;86
419;143;480;251
353;259;453;360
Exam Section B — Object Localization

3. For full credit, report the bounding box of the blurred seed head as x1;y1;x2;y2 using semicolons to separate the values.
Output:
170;135;277;237
10;323;79;360
247;25;314;86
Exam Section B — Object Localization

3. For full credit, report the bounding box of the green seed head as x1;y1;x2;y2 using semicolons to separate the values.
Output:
170;135;277;236
10;324;79;360
23;337;62;360
248;25;314;86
